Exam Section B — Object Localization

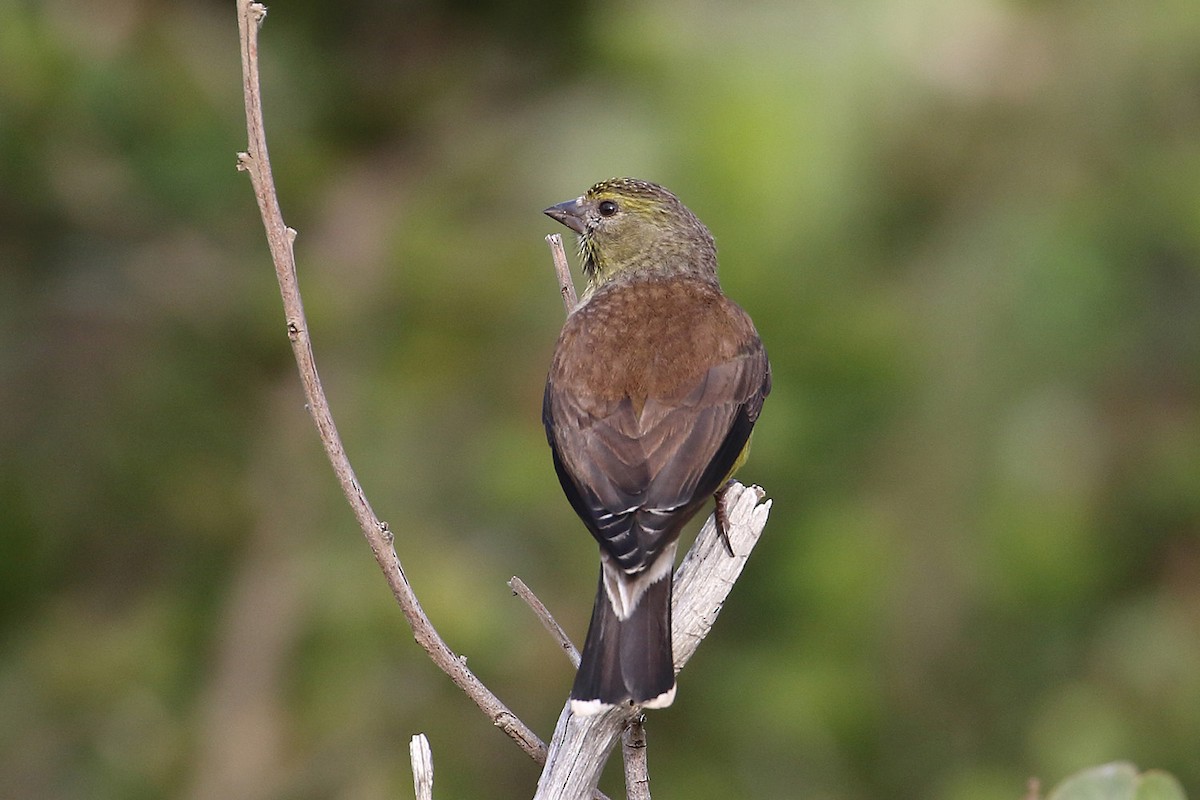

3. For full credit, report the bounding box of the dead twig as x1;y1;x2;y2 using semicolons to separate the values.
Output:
510;576;581;668
546;233;578;313
621;717;651;800
234;0;544;765
410;734;434;800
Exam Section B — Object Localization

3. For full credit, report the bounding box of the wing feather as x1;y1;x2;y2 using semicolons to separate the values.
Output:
545;332;769;574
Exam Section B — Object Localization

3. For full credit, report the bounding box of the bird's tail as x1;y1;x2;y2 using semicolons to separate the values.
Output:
569;563;676;716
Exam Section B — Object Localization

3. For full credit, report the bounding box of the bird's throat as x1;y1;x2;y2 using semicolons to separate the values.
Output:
577;233;602;281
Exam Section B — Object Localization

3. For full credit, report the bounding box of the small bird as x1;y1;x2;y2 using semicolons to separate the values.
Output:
543;178;770;715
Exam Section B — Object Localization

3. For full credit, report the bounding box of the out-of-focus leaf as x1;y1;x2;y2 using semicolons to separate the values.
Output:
1047;762;1139;800
1045;763;1188;800
1135;772;1189;800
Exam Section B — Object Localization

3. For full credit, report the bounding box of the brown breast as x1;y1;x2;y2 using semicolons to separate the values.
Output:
552;275;757;408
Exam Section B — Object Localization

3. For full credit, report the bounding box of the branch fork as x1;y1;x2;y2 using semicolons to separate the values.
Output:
234;3;771;797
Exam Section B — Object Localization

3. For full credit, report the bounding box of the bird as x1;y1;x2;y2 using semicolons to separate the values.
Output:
542;178;770;715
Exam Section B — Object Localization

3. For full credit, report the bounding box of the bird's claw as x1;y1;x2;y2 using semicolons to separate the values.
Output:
714;480;737;557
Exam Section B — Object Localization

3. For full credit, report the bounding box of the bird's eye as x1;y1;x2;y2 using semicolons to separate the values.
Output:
598;200;619;217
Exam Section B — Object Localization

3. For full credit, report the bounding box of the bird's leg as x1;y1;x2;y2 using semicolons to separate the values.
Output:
714;479;737;557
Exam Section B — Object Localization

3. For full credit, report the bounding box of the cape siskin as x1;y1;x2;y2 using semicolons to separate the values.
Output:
543;178;771;714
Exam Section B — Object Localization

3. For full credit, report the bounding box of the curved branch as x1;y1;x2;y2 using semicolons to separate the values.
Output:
234;0;544;764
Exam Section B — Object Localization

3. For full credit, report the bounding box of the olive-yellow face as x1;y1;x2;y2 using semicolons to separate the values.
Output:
544;178;716;285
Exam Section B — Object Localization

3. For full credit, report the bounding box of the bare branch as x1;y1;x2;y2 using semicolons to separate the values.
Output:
546;233;578;313
621;717;651;800
410;734;434;800
533;483;772;799
509;576;612;800
510;577;581;668
235;0;545;764
238;9;771;798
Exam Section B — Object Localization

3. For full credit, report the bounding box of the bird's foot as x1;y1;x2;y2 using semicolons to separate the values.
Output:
714;480;737;557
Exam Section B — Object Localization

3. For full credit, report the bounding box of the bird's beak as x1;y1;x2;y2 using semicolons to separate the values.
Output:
544;197;588;235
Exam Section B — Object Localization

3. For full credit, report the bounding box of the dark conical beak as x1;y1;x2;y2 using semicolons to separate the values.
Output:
544;197;588;235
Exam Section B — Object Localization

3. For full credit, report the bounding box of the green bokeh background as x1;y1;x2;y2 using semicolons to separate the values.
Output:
2;1;1198;798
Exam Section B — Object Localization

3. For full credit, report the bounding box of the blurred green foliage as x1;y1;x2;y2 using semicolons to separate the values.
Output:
1;0;1198;798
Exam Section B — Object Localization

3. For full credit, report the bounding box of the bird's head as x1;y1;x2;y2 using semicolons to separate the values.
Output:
545;178;717;288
